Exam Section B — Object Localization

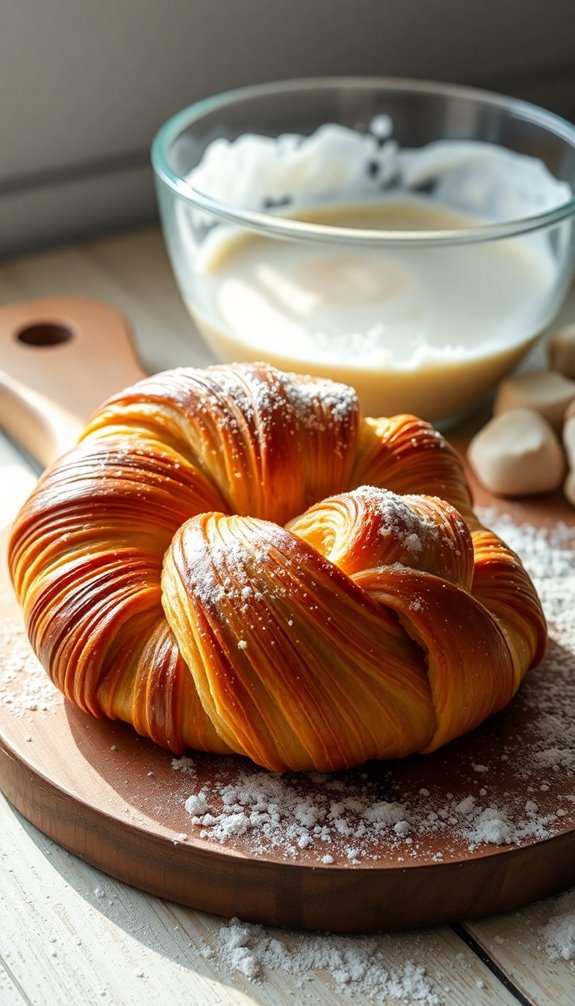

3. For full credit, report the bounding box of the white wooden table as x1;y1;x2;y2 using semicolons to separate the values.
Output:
1;227;575;1006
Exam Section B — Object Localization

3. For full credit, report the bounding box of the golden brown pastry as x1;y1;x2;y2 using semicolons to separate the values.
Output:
8;363;546;772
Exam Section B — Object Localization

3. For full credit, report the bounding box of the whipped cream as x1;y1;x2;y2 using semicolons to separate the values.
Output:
187;117;571;222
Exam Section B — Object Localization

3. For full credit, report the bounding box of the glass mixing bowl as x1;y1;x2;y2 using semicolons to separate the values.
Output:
152;77;575;427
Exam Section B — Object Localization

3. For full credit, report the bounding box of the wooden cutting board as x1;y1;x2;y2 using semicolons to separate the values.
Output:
0;295;145;466
1;296;575;933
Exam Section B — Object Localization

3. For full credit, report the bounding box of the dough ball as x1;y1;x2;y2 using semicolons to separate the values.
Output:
560;407;575;509
565;469;575;508
493;370;575;431
548;323;575;380
565;399;575;426
468;408;565;497
563;409;575;460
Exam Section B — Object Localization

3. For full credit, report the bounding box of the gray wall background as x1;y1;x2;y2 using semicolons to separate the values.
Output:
1;0;574;255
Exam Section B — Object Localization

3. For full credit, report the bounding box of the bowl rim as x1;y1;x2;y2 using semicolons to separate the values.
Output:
151;75;575;247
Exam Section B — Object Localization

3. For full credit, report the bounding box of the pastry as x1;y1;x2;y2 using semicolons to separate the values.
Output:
8;363;546;772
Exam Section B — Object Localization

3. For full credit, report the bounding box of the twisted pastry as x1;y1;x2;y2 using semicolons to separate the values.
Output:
8;363;546;772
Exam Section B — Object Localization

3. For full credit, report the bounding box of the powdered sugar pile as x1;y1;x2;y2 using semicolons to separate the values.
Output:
540;888;575;961
204;917;440;1002
178;759;410;862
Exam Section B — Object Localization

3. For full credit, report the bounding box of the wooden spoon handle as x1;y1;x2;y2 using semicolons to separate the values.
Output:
0;296;145;468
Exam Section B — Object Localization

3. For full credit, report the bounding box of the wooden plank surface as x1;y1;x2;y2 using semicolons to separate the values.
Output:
465;904;575;1006
1;785;522;1006
2;226;575;1004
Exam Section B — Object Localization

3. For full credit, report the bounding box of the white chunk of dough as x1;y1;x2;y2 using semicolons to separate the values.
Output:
548;323;575;380
493;370;575;431
563;412;575;461
564;469;575;508
468;408;565;496
565;399;575;426
562;409;575;509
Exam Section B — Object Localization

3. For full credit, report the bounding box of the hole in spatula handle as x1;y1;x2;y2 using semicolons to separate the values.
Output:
15;322;74;347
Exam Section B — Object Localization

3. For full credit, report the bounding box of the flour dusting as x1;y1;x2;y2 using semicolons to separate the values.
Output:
541;888;575;961
208;918;440;1002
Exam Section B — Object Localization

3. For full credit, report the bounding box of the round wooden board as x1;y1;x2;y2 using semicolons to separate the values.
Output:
2;482;575;934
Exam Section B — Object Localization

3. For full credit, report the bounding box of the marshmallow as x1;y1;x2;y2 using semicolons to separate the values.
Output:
468;408;565;497
493;370;575;431
548;323;575;380
562;403;575;506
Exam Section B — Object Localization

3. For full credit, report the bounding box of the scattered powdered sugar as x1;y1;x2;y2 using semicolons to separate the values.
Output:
180;761;412;858
540;888;575;961
285;373;358;426
476;508;575;639
182;520;297;611
176;750;562;863
206;917;440;1003
349;485;441;550
0;598;61;718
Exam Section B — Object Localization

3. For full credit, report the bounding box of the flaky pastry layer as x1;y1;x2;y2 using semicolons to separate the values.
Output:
8;363;546;771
